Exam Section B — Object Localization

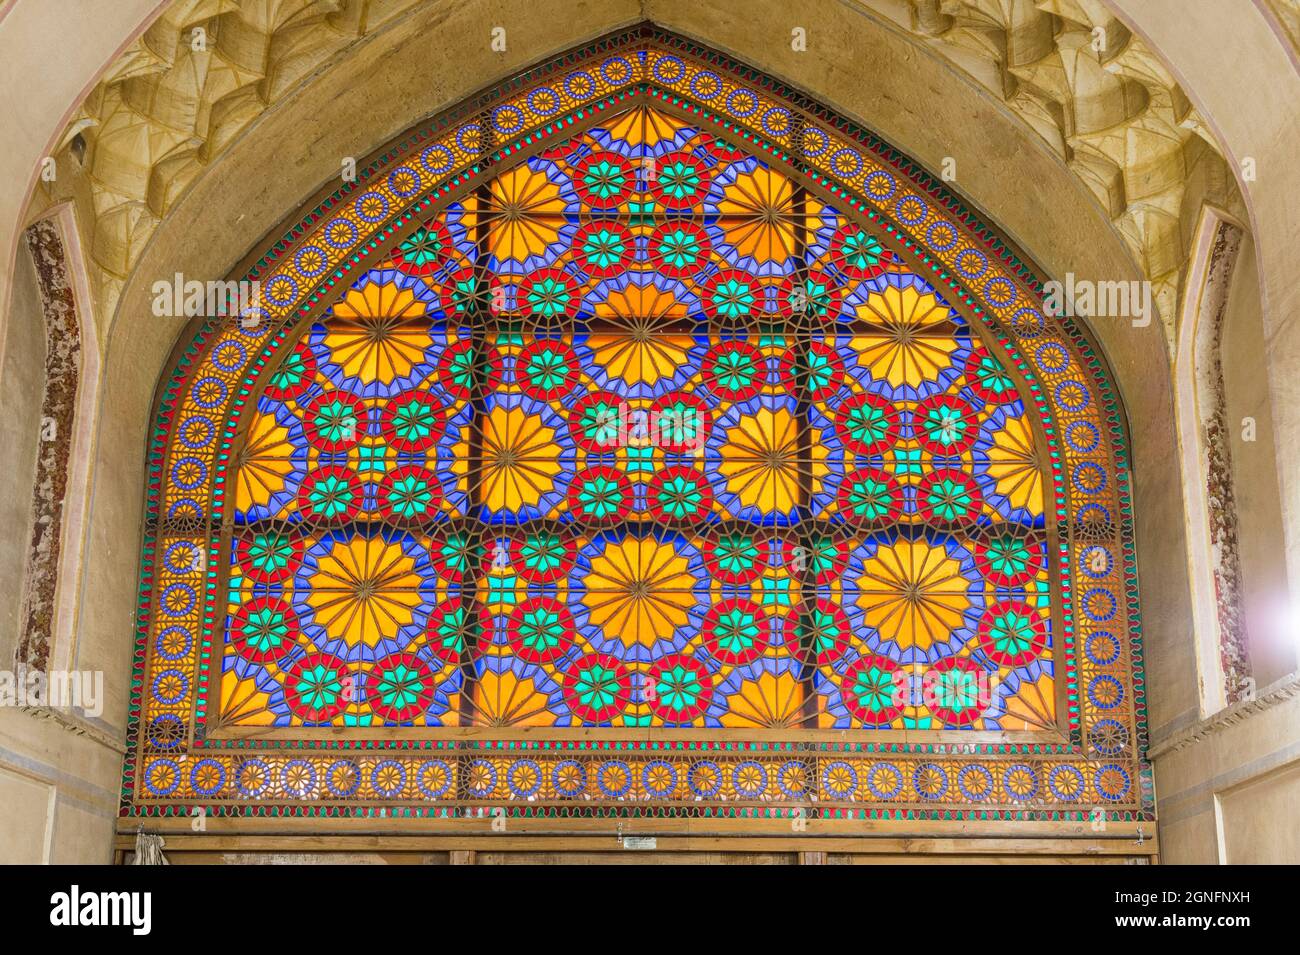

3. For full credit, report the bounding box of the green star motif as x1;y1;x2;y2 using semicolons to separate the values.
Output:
444;346;489;392
851;665;896;713
399;227;443;267
934;671;981;714
312;399;357;444
247;532;294;576
973;354;1014;395
582;160;627;200
844;477;896;520
308;475;356;518
576;476;625;518
269;351;308;392
983;535;1033;578
295;664;342;711
657;228;701;269
987;610;1037;656
581;228;626;269
655;664;702;714
519;533;565;577
656;475;704;519
386;474;434;518
243;607;289;654
657;160;701;200
518;607;565;655
573;664;620;711
579;402;621;449
433;608;477;656
523;349;571;392
845;403;891;448
925;478;973;520
788;277;834;317
390;399;438;445
789;348;836;394
713;534;759;577
924;406;968;449
710;350;758;392
375;663;426;710
801;609;842;657
711;278;755;318
842;230;886;271
713;609;760;656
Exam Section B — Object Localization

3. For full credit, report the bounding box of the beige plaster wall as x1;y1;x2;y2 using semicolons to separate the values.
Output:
1110;0;1300;866
6;0;1190;862
0;243;43;661
1221;236;1295;687
0;704;121;864
1218;759;1300;864
1152;683;1300;864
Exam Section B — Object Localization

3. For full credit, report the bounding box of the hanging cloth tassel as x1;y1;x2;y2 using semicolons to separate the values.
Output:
130;827;170;865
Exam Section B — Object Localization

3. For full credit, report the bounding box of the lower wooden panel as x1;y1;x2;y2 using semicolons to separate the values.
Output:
115;817;1158;863
148;850;1149;864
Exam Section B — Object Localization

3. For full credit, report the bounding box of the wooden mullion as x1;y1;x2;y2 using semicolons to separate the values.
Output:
456;110;498;736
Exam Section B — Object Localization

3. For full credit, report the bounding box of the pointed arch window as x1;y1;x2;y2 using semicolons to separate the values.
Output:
128;30;1145;821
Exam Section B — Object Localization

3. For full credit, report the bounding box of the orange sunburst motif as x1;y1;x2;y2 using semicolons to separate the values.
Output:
715;166;825;265
987;414;1044;516
580;536;699;649
589;282;695;387
479;405;562;513
305;536;423;647
470;669;557;726
718;405;828;514
854;540;972;651
605;106;690;150
328;280;432;384
719;669;806;728
851;285;960;388
234;413;294;512
485;164;567;265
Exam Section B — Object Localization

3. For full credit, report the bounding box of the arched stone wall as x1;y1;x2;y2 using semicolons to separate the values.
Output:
87;0;1190;745
122;26;1146;819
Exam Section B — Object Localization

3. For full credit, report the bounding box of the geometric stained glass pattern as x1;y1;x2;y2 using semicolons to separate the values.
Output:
125;29;1148;822
222;105;1054;732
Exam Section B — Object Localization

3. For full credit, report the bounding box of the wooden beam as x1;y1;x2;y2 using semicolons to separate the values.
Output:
113;832;1156;857
117;813;1156;842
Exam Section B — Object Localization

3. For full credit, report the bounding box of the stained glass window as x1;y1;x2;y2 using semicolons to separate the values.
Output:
223;105;1054;731
128;30;1146;820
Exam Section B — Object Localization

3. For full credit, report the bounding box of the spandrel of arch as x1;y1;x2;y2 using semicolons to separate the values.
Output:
125;28;1149;822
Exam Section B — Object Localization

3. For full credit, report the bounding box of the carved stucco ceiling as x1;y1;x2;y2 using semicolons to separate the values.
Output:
860;0;1243;347
29;0;1243;354
34;0;424;318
